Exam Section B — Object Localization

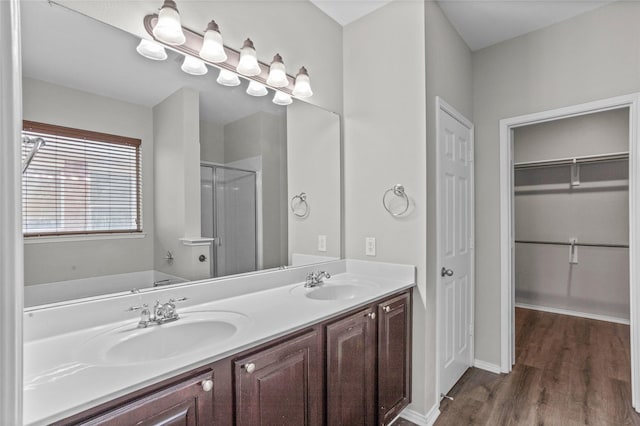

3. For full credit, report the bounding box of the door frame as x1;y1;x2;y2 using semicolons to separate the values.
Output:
0;0;23;424
499;93;640;409
435;96;475;398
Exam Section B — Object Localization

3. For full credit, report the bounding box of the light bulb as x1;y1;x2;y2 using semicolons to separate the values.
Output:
181;56;208;75
152;0;186;45
272;91;292;106
217;69;241;86
136;39;167;61
199;20;227;63
293;67;313;98
236;38;261;76
246;80;268;97
266;54;288;88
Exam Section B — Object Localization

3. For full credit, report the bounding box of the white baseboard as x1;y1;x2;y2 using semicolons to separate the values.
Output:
473;359;502;374
400;403;440;426
515;302;630;325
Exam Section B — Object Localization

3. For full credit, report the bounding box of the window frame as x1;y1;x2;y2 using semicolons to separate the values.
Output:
22;120;143;238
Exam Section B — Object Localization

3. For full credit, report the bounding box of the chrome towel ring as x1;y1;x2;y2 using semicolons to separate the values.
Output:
383;184;410;217
291;192;309;217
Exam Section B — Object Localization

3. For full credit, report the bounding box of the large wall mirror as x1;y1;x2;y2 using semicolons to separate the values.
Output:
21;1;341;307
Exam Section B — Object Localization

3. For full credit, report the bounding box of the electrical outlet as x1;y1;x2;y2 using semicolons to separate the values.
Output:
365;237;376;256
318;235;327;252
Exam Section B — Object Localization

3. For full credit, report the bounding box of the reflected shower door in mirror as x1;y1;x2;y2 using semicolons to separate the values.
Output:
201;165;259;278
21;1;341;308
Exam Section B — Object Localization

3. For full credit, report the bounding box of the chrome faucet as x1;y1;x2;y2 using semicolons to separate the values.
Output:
128;297;187;328
304;271;331;288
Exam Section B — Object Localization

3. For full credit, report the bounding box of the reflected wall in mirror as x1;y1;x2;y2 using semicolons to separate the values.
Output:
21;1;341;307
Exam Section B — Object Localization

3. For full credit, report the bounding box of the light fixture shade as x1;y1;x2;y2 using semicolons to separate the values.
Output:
217;69;241;86
153;0;186;45
136;39;168;61
266;53;288;88
293;66;313;98
272;91;292;106
181;56;208;75
236;39;261;76
199;20;227;63
246;80;268;97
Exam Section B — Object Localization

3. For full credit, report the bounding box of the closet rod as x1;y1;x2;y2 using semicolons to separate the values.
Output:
515;240;628;249
514;151;629;170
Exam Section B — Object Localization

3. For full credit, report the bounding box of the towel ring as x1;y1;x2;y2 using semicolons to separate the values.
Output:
291;192;309;217
382;184;409;217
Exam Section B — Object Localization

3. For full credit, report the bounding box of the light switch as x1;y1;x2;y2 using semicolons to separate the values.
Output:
318;235;327;252
365;237;376;256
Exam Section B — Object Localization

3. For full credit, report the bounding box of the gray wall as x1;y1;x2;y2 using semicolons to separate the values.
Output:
287;101;341;260
200;120;224;164
514;109;629;320
22;77;155;285
224;112;288;269
472;1;640;365
153;88;209;281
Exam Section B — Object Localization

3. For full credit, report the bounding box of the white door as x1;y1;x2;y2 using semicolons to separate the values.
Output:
437;99;474;398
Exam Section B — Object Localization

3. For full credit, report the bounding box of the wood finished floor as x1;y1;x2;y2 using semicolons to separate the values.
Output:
434;308;640;425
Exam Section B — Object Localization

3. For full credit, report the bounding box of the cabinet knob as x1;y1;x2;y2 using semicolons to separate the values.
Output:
201;379;213;392
383;305;391;313
244;362;256;373
368;312;376;320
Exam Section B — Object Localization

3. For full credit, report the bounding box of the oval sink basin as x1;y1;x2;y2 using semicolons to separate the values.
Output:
290;278;379;301
76;311;250;365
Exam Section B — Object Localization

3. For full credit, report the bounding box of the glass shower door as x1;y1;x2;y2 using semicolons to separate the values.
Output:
201;165;257;278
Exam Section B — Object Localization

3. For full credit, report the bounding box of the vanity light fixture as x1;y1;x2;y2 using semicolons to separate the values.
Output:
199;20;227;63
272;90;293;106
293;67;313;99
236;39;261;76
217;68;241;86
266;54;288;88
136;39;168;61
246;80;268;97
181;55;208;75
152;0;186;45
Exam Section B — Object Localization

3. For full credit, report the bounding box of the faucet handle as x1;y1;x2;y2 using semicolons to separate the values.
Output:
127;303;148;312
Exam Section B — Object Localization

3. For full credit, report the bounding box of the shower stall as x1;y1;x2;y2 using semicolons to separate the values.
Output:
201;164;258;278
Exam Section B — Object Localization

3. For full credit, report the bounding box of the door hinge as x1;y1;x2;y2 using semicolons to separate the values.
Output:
469;238;474;249
469;323;474;337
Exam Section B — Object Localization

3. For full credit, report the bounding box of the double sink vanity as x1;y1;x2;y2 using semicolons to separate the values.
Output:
24;260;415;425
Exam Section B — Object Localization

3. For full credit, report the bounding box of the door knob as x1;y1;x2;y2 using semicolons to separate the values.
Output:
244;362;256;373
441;267;454;277
201;379;213;392
368;312;376;320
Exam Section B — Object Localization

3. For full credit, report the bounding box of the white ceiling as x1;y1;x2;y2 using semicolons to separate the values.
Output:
310;0;616;51
21;1;283;127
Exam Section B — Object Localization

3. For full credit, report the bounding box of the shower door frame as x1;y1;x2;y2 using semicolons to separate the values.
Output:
201;162;259;278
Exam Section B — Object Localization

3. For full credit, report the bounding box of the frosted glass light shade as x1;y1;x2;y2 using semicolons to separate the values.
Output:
199;21;227;63
236;39;261;76
217;69;241;86
152;0;185;45
266;54;288;88
246;80;268;97
136;39;167;61
293;67;313;98
181;56;208;75
272;91;292;106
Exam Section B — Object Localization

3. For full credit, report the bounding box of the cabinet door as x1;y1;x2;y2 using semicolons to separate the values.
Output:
378;291;412;425
326;307;377;426
78;371;214;426
234;330;322;426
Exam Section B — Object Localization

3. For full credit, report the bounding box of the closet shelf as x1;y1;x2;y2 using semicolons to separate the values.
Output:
515;239;628;249
514;151;629;170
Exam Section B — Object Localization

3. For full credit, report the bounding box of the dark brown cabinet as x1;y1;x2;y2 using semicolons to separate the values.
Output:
326;307;377;425
74;371;214;426
377;292;412;425
57;289;412;426
234;329;322;426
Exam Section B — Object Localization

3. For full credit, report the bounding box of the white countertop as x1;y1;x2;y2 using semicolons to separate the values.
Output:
23;260;415;425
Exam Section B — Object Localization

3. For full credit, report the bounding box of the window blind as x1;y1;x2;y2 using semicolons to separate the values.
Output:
22;121;142;237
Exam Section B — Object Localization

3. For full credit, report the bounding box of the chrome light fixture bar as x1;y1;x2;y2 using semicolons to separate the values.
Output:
143;14;308;97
